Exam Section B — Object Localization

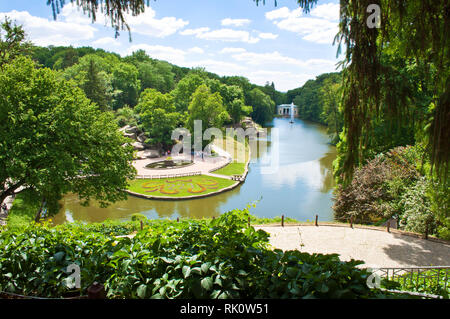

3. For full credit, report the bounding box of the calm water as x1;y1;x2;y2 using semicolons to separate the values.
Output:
53;118;337;224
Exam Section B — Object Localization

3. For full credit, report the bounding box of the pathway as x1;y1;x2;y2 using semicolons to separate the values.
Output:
132;153;233;180
254;225;450;268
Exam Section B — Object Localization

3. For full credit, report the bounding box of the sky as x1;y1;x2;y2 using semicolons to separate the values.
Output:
0;0;343;92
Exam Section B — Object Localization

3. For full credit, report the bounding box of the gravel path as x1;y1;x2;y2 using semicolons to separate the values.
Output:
255;225;450;268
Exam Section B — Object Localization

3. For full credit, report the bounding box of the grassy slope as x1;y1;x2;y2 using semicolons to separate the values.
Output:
128;175;235;197
6;190;41;229
212;136;249;176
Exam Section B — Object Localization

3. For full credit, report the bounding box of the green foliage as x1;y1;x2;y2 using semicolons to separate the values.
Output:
0;56;136;211
399;178;437;235
333;146;421;224
381;270;450;298
333;145;448;239
248;88;275;125
130;213;147;222
0;17;31;67
187;85;229;148
6;190;42;230
0;209;393;299
111;62;141;109
288;73;341;126
320;77;343;144
171;73;206;113
115;106;139;127
135;88;184;149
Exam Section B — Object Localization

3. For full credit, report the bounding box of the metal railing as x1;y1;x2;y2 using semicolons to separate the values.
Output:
372;266;450;295
135;171;202;180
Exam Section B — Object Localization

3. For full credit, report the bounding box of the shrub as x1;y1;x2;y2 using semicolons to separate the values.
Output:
333;146;420;224
131;213;147;222
0;209;394;299
399;178;437;235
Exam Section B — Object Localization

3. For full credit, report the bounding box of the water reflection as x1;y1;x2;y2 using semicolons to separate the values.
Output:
54;118;337;224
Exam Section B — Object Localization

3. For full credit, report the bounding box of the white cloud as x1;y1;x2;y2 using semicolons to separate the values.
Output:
265;7;302;20
221;18;251;27
126;44;187;65
179;27;210;36
266;4;340;44
219;47;247;54
310;3;340;21
92;37;121;47
188;47;204;54
231;51;305;68
258;32;278;40
0;9;97;46
182;27;259;43
232;51;336;74
122;7;188;37
189;59;246;75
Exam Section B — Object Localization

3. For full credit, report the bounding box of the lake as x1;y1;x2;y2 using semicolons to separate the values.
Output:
53;118;337;224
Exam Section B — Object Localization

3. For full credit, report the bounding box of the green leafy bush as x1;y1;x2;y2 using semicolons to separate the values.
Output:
334;146;420;224
0;209;395;299
381;270;450;298
399;178;437;235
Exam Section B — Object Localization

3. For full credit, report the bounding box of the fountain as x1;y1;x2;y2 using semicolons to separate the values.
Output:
290;102;295;123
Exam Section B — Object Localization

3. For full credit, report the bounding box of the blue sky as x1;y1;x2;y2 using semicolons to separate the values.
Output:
0;0;342;91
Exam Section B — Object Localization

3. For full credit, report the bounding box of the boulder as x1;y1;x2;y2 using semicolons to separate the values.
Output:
123;132;137;140
138;149;160;158
119;125;131;133
125;126;139;134
131;142;145;151
137;133;147;143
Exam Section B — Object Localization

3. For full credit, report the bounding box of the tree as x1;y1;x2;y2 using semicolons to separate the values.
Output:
137;60;175;93
248;88;275;125
320;78;343;144
0;57;136;216
171;73;206;113
111;62;141;109
64;54;114;111
116;105;139;127
187;85;229;148
82;58;112;110
52;46;79;70
136;89;183;150
0;17;31;68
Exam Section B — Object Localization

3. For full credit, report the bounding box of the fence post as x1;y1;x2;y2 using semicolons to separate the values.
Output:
177;217;179;223
140;220;143;231
87;282;106;299
387;220;390;233
281;215;284;227
424;224;428;240
350;216;353;228
315;215;318;227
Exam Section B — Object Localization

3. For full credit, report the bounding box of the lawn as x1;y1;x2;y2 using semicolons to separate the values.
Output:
128;175;236;198
212;136;250;176
6;190;41;229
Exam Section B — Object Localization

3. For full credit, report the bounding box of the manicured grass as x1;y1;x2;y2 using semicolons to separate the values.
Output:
212;136;249;176
128;175;235;197
7;190;41;229
214;162;247;176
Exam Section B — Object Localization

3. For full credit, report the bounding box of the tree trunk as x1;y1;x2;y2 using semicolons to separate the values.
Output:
0;182;22;206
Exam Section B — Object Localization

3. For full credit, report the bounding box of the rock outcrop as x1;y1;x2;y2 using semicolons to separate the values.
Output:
119;125;161;158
